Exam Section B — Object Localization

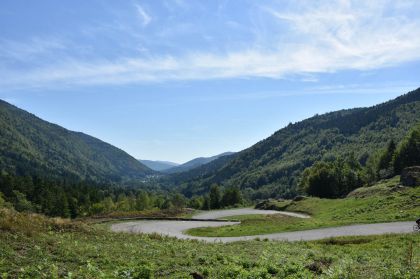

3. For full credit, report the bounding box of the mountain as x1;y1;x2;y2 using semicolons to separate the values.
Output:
174;88;420;199
0;99;153;182
164;152;235;174
139;160;179;171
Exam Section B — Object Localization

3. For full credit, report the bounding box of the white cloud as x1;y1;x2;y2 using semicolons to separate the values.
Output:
0;37;66;61
1;0;420;89
135;3;151;26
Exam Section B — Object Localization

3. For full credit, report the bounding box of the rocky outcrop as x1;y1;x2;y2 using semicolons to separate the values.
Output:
293;195;307;201
255;199;290;210
400;166;420;187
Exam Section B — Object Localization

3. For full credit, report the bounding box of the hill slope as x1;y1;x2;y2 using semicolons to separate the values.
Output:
0;100;153;182
176;88;420;198
164;152;235;174
139;160;179;171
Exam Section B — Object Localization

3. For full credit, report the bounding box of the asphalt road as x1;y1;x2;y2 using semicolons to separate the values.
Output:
110;208;415;243
191;208;310;219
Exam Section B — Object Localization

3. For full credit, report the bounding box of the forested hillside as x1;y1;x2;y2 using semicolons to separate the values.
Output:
0;100;153;183
175;88;420;199
139;160;179;171
164;152;235;174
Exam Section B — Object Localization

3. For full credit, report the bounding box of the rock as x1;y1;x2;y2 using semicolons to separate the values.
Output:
400;166;420;187
255;200;269;209
255;199;276;209
255;198;292;210
293;195;306;201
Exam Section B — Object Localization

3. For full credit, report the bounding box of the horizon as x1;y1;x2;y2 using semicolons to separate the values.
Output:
1;1;420;163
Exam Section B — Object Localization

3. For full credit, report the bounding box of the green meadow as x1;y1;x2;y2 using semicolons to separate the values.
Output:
187;177;420;237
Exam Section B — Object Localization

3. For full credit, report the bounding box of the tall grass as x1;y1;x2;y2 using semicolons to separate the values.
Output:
0;208;88;236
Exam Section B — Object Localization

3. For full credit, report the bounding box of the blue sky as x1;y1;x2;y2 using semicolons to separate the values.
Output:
1;0;419;163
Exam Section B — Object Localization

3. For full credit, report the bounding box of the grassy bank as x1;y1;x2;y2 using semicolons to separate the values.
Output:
187;177;420;237
0;208;419;278
83;208;195;224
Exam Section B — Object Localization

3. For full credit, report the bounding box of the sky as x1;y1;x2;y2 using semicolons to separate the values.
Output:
1;0;420;163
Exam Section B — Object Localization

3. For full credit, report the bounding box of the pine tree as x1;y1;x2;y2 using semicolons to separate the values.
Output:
209;184;221;209
377;140;396;178
393;124;420;173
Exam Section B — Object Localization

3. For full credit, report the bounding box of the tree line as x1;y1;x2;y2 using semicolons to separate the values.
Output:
0;173;244;218
299;123;420;198
0;174;190;218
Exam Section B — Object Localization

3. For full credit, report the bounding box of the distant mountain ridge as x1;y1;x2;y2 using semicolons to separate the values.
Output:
0;99;153;182
139;160;179;171
164;152;235;174
174;88;420;199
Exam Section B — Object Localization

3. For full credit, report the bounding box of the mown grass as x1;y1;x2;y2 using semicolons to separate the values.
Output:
188;177;420;237
0;207;419;278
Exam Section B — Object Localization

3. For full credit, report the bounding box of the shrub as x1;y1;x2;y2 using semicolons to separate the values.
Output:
0;208;88;236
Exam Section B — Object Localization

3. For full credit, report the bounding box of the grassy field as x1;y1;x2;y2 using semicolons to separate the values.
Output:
0;208;419;278
187;177;420;237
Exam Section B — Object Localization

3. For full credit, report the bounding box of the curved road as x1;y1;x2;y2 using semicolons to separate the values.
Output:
192;208;310;219
110;208;414;243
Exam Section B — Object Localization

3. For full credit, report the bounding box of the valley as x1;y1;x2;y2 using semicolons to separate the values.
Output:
1;89;420;278
2;2;420;277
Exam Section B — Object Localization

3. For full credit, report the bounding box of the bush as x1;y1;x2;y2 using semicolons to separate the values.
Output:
12;190;36;212
0;192;12;208
300;157;364;198
0;208;88;236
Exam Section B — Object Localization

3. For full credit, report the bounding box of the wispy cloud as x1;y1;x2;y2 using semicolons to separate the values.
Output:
134;3;151;26
173;82;420;104
0;37;66;61
1;0;420;90
263;1;420;70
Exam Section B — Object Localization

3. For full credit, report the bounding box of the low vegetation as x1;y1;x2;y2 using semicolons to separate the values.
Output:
0;207;419;278
187;177;420;237
86;208;193;222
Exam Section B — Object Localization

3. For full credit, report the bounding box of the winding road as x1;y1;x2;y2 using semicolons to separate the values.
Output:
191;208;310;219
110;208;415;243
